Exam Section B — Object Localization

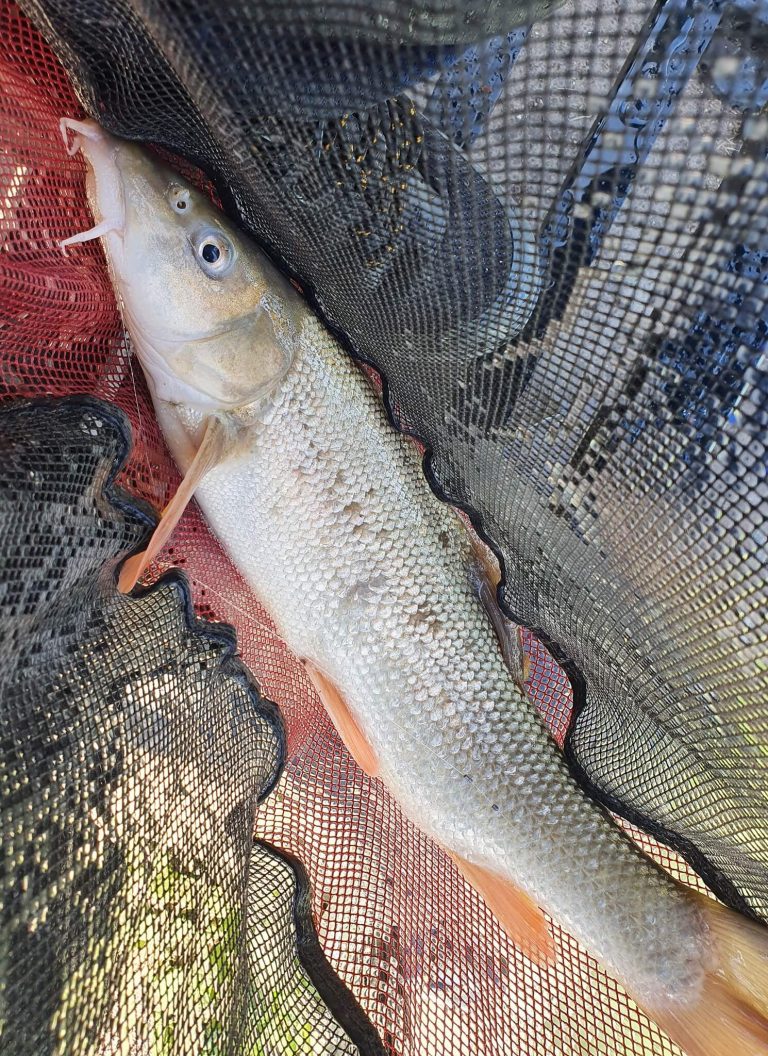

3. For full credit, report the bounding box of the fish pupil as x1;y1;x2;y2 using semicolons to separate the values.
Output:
202;243;220;264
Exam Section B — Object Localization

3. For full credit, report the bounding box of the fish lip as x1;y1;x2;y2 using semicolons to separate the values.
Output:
60;117;126;239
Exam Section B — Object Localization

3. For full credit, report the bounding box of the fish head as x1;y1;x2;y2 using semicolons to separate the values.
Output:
61;118;300;411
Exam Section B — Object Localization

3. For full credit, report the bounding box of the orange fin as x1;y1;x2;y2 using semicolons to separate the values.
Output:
519;628;531;682
645;893;768;1056
449;852;554;965
303;661;379;779
466;529;503;591
118;415;235;593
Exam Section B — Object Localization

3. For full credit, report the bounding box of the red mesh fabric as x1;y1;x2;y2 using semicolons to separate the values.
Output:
0;4;710;1053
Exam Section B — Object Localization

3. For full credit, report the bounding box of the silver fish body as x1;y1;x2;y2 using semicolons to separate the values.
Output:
61;117;768;1056
157;311;705;1010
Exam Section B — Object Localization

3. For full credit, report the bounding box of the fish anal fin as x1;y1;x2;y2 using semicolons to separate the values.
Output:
303;661;379;779
449;851;555;966
118;415;236;594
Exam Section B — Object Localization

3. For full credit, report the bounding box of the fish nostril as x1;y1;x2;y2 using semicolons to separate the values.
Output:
170;186;191;212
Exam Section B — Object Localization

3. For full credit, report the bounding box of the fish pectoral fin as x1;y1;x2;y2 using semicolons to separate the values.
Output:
118;415;235;594
303;661;379;779
449;852;555;966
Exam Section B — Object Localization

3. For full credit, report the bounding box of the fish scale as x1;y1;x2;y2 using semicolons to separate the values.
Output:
163;315;705;1008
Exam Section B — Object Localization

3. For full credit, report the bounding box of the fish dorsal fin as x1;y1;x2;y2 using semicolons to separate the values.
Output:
476;576;531;688
118;415;235;593
468;533;530;688
303;661;380;779
449;852;555;966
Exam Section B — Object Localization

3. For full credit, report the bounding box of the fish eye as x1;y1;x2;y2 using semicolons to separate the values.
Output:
169;186;191;213
193;229;234;278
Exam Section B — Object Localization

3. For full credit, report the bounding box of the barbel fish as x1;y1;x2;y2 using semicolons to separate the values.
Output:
60;116;768;1056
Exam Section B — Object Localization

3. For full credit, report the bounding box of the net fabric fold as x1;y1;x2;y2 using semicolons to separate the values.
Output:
1;0;766;1054
0;396;379;1055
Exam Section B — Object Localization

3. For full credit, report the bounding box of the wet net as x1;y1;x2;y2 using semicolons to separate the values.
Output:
0;396;382;1055
0;0;766;1054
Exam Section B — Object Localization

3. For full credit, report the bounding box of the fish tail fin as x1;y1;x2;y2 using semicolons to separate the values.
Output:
650;895;768;1056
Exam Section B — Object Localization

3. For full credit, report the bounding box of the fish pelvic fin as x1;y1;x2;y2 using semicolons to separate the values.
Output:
303;661;380;779
118;414;237;593
449;852;555;966
648;893;768;1056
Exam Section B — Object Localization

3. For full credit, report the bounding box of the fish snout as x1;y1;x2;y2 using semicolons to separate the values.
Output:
59;117;126;250
60;116;113;156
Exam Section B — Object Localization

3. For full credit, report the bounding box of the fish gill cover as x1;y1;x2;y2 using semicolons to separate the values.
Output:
0;0;766;1055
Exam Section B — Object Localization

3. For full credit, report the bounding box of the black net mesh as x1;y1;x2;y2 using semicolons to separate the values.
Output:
2;0;767;1053
19;0;767;918
0;396;381;1055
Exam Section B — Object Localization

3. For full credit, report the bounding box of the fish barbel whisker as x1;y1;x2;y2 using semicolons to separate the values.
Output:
59;117;125;253
59;116;106;154
60;216;122;249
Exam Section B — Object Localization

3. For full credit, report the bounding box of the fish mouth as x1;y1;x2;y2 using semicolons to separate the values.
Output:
59;117;126;248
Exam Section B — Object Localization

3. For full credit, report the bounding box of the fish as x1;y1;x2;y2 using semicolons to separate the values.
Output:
59;116;768;1056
